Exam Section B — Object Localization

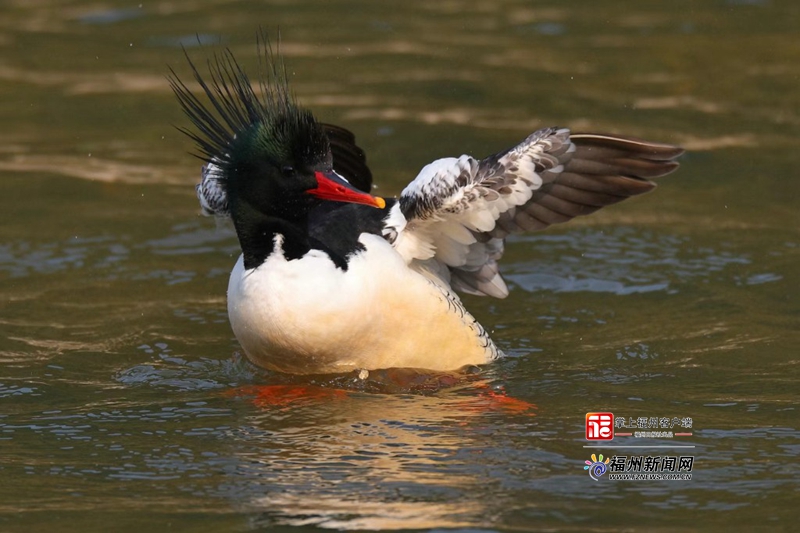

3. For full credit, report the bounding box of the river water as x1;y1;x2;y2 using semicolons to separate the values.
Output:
1;1;798;531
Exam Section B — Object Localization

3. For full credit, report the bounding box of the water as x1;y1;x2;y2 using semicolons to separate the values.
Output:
1;1;798;531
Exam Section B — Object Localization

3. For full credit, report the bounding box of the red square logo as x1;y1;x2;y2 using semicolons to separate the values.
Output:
586;412;614;440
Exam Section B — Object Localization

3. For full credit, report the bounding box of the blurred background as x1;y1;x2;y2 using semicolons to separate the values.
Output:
0;1;797;531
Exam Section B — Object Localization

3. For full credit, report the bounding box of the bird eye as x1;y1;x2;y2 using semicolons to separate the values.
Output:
281;165;294;176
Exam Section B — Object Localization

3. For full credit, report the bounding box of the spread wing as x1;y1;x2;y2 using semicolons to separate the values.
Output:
195;123;372;217
384;127;683;298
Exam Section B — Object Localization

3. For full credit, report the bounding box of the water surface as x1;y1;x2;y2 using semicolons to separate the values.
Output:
1;1;798;531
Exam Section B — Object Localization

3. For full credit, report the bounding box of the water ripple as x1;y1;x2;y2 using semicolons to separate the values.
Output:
506;228;753;295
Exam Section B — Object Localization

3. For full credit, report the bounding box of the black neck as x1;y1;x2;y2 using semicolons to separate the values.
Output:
230;201;309;270
231;201;350;271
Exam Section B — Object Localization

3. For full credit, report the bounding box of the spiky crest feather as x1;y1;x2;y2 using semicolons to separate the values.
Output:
168;31;329;181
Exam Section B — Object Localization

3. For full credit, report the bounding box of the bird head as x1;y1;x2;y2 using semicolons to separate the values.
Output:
169;36;384;223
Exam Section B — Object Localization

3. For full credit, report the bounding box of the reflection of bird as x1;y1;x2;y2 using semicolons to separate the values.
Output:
170;38;683;375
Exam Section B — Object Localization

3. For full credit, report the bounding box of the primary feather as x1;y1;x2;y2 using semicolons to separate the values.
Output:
384;127;683;298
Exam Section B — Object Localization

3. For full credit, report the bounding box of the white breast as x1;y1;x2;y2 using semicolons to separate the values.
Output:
226;233;500;374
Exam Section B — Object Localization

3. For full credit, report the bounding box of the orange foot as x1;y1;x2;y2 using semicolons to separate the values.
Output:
227;384;349;408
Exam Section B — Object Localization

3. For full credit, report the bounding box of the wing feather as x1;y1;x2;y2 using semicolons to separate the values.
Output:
322;123;373;193
387;127;683;297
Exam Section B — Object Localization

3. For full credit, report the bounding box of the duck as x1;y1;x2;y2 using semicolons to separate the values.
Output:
170;40;683;375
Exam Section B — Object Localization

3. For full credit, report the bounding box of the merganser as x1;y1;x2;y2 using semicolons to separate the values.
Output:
170;40;683;375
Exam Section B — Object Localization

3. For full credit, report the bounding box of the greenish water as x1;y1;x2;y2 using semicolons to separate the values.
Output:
1;1;798;531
